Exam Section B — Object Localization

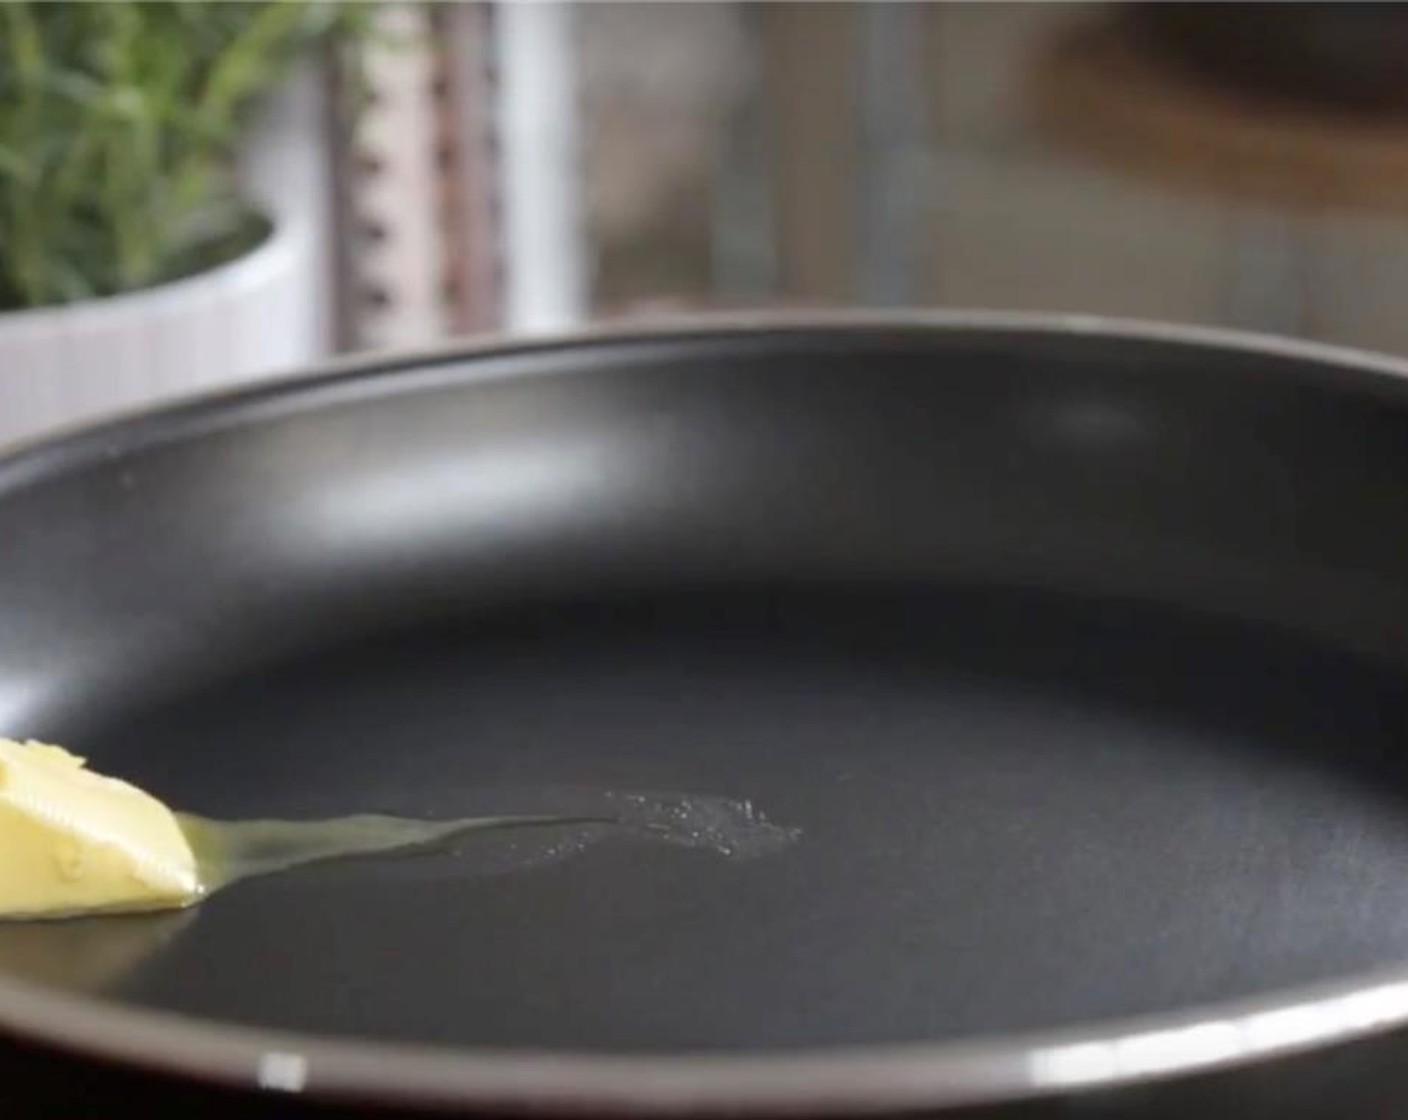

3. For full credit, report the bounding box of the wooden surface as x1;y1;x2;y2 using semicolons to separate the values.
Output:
1031;18;1408;216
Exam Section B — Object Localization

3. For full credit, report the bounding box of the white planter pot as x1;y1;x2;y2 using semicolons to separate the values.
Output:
0;209;320;449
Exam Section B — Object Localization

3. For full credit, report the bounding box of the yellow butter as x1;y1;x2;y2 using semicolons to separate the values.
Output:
0;739;199;920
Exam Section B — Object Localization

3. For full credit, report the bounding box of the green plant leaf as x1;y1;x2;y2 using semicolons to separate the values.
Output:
0;0;372;311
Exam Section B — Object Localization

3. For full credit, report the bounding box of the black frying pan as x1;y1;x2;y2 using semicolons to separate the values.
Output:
5;315;1408;1118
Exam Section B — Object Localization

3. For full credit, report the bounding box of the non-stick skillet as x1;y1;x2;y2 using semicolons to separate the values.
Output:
5;313;1408;1118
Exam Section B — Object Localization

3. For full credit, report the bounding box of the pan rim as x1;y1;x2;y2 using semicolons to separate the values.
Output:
5;308;1408;1114
8;305;1408;476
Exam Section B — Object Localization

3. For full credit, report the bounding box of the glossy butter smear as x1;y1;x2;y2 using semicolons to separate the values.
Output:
0;739;799;922
0;739;199;919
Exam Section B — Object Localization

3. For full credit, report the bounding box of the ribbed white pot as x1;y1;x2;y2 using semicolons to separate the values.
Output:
0;208;320;449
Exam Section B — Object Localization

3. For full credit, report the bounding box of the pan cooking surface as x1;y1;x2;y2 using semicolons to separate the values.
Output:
5;325;1408;1058
7;588;1408;1052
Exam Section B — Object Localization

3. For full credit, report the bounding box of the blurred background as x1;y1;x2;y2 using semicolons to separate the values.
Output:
7;1;1408;442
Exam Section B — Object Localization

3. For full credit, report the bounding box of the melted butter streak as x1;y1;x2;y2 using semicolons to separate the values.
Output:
180;790;800;897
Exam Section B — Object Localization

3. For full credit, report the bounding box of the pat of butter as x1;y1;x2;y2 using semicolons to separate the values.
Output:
0;739;199;920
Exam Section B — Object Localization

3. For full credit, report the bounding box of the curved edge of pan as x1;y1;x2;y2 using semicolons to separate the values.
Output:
4;957;1408;1114
6;305;1408;485
5;309;1408;1114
